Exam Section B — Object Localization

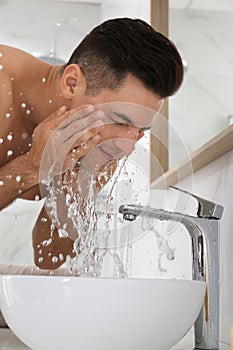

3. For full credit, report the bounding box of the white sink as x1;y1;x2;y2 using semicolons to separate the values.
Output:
0;275;206;350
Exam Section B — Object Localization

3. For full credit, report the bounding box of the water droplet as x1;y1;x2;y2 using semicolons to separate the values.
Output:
7;150;13;156
21;132;28;139
38;257;44;263
42;77;46;83
0;180;4;186
0;53;2;58
21;102;26;108
38;249;42;255
7;133;13;141
15;175;21;182
34;195;40;201
58;228;68;238
10;77;14;81
41;217;47;223
42;238;52;246
59;253;64;260
0;65;3;70
0;138;3;144
48;99;52;104
5;113;11;118
167;252;175;261
8;91;11;95
52;256;58;263
26;109;31;115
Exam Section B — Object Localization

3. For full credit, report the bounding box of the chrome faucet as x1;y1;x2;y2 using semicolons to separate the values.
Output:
119;186;224;350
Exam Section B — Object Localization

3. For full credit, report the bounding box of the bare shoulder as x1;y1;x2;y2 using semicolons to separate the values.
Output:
0;44;35;78
0;54;14;118
0;45;33;164
0;44;37;121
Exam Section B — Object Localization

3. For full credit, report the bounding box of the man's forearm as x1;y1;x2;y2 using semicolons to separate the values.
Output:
32;205;76;270
0;153;38;210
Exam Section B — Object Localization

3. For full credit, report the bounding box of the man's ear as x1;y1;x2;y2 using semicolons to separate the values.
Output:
60;64;86;99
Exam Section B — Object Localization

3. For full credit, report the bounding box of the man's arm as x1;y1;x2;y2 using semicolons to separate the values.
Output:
0;153;38;210
32;204;76;270
0;105;104;210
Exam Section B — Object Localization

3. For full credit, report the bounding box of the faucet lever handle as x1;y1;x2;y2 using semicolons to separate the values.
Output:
169;185;224;219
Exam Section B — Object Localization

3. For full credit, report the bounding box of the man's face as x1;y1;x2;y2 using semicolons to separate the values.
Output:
71;74;163;169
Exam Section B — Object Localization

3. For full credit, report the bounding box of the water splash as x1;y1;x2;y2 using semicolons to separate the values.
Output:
39;153;131;278
141;216;175;272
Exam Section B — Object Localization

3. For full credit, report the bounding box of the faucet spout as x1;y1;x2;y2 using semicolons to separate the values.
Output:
119;201;223;350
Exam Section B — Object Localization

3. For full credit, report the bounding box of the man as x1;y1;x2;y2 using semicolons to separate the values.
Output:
0;17;183;270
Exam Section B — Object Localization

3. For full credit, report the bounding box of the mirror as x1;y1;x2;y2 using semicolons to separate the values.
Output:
169;0;233;166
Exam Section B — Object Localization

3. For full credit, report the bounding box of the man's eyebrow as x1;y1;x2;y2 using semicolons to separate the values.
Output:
141;126;152;131
114;112;133;124
114;112;152;131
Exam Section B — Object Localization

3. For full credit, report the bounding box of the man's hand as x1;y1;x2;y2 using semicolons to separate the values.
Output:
28;105;105;182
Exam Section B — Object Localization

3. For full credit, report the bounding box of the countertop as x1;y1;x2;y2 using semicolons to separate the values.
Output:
0;328;231;350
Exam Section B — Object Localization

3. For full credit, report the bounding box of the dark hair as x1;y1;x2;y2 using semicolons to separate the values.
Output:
64;17;184;98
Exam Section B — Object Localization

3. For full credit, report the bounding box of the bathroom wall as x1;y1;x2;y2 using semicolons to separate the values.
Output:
0;0;101;62
169;2;233;165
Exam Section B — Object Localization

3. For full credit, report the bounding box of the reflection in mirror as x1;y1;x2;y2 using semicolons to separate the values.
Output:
169;0;233;166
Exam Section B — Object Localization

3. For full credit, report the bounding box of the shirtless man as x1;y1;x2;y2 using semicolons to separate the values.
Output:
0;18;183;270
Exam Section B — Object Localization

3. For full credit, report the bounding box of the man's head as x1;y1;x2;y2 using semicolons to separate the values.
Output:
59;17;184;170
62;17;183;98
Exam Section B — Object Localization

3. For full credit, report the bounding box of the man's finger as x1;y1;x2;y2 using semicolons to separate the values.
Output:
63;120;104;147
55;105;96;129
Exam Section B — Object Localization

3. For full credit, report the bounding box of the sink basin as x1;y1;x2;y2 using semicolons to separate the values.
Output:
0;275;205;350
